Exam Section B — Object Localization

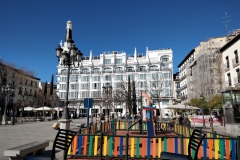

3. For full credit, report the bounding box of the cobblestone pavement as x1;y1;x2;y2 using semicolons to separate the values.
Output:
0;118;234;160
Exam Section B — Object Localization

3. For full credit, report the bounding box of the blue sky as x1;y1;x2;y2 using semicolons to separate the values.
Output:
0;0;239;83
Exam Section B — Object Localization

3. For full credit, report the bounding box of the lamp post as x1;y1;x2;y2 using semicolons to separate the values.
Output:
200;93;206;127
2;84;14;125
56;21;83;129
102;82;112;121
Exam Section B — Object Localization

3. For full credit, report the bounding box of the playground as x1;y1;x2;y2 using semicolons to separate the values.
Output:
66;106;239;160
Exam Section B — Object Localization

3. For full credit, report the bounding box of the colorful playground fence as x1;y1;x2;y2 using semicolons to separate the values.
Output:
68;133;239;160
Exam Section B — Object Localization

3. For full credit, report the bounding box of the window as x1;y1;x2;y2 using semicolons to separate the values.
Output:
139;81;146;88
235;50;239;64
70;92;78;99
115;59;122;64
127;67;134;72
61;69;67;74
226;56;229;68
71;69;78;74
60;84;67;90
150;81;158;88
138;66;146;71
127;74;134;80
237;69;240;83
162;58;169;62
93;76;100;81
92;91;101;98
104;59;111;64
162;73;170;79
151;73;159;80
149;65;158;71
114;82;122;88
139;74;146;80
71;84;78;90
162;99;169;105
115;67;123;72
70;75;78;82
93;68;100;73
81;76;89;82
81;83;89;90
92;83;101;89
105;75;112;81
82;68;89;74
104;68;112;73
59;92;66;99
227;73;231;86
81;91;89;98
60;77;67;82
115;75;122;81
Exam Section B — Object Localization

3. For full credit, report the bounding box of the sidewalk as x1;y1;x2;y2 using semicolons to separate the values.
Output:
191;123;234;137
0;117;91;160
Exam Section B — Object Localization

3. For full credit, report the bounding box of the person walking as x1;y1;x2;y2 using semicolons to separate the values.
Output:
178;115;183;125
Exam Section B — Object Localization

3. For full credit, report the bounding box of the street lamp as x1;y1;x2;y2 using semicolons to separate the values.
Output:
102;82;112;121
2;84;14;125
200;93;206;127
56;21;83;129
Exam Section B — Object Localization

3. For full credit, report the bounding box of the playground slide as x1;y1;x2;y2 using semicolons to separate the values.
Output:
146;120;155;136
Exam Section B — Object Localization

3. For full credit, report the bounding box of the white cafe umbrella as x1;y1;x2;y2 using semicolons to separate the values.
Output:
53;107;63;111
163;104;200;110
23;107;34;111
35;106;56;111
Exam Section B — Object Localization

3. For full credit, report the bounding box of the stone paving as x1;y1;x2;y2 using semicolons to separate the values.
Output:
0;117;90;160
0;118;234;160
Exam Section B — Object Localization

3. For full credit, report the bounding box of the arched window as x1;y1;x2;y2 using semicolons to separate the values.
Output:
126;67;134;72
162;57;169;62
104;68;112;73
71;69;78;74
61;69;67;74
137;66;146;72
149;65;159;71
115;67;123;72
82;68;90;74
93;68;100;73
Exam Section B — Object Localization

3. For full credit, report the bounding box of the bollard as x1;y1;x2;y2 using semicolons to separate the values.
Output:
11;117;15;125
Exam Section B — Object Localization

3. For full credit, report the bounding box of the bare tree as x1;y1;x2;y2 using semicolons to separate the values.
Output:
147;72;165;119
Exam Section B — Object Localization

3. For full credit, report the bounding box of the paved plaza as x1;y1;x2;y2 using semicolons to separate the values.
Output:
0;118;233;160
0;118;90;160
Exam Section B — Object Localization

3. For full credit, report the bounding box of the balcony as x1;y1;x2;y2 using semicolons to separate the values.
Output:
180;74;186;81
80;71;90;74
224;63;230;71
176;87;181;91
149;69;159;71
234;77;240;86
232;58;239;68
160;68;172;71
225;80;232;88
102;71;112;73
56;72;68;75
136;69;147;72
126;70;135;72
113;70;123;73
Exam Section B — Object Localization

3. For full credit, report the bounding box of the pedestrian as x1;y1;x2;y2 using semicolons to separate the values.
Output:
71;113;74;122
178;115;183;125
209;116;214;125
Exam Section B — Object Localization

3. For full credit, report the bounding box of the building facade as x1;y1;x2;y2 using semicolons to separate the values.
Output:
178;37;227;103
0;60;40;117
56;21;174;117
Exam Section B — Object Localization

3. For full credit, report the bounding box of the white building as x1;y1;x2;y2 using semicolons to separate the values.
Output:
56;21;174;117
